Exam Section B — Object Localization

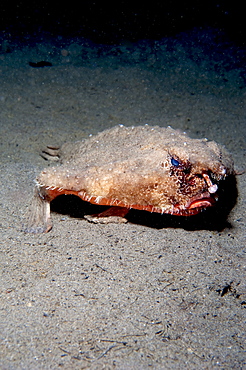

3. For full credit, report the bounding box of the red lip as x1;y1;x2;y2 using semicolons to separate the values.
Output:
186;192;216;210
163;191;218;216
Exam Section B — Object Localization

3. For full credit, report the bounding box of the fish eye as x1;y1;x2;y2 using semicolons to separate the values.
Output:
171;157;180;167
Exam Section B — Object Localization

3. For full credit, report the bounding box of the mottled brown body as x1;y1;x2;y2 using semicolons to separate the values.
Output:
24;125;234;233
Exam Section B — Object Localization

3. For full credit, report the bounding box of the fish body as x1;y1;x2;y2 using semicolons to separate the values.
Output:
24;125;234;233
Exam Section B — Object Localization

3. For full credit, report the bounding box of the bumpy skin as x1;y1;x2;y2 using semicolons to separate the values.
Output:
24;125;234;233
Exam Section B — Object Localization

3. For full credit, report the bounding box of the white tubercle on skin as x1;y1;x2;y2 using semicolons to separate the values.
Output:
208;184;218;194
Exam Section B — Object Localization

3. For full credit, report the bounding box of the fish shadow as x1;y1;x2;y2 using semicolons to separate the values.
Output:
51;175;238;232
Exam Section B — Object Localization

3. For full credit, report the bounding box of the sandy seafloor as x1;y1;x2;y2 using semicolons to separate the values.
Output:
0;28;245;369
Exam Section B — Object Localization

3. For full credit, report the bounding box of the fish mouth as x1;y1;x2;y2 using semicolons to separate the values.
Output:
184;192;217;215
167;191;217;216
185;191;217;211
